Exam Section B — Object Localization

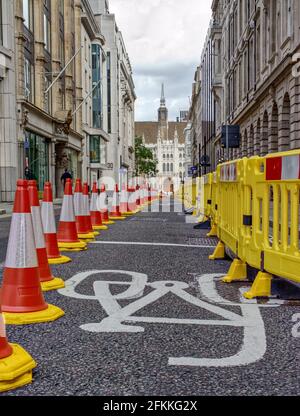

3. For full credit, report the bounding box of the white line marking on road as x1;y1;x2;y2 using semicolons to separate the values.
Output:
59;270;267;367
91;241;215;248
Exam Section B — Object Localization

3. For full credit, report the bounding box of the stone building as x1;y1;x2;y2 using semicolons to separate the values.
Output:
80;0;109;187
90;0;136;188
135;85;186;189
14;0;85;198
0;0;17;201
189;0;300;172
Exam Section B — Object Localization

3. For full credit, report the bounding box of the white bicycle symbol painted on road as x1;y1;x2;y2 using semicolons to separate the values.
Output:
58;270;274;368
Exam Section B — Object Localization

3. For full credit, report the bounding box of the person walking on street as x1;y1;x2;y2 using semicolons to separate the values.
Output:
61;169;72;191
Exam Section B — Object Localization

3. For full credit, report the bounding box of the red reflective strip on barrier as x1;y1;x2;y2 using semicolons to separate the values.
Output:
266;157;282;180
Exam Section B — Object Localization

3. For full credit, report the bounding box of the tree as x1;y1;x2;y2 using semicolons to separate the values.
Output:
134;136;158;176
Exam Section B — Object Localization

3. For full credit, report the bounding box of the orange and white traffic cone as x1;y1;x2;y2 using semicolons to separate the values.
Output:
82;182;99;237
109;184;126;220
74;179;95;241
1;180;65;324
90;182;108;230
128;185;138;214
120;184;133;215
57;179;87;251
0;304;36;392
41;182;71;265
28;180;65;292
135;184;141;207
148;184;152;202
98;184;114;225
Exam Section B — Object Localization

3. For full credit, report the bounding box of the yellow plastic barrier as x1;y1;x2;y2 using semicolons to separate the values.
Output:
208;149;300;299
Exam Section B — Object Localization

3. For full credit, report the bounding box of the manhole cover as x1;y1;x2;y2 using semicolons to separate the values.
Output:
186;237;217;246
129;217;167;222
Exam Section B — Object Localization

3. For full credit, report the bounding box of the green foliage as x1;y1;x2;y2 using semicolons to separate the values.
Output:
134;136;158;176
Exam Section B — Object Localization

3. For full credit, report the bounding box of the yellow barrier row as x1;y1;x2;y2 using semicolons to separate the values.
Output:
200;149;300;299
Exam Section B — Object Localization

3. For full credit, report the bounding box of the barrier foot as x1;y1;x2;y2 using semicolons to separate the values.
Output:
0;344;36;392
209;241;225;260
222;259;247;283
207;223;218;237
243;272;272;299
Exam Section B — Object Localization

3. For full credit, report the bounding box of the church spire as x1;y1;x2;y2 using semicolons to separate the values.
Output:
160;83;166;107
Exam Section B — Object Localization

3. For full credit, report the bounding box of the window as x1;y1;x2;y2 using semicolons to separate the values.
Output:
163;163;166;172
43;1;51;52
24;58;33;102
170;163;173;172
90;136;100;163
23;0;33;30
107;51;111;133
44;75;51;113
92;44;102;129
100;138;107;165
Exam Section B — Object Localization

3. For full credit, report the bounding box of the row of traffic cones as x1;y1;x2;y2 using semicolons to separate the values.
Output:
0;178;157;392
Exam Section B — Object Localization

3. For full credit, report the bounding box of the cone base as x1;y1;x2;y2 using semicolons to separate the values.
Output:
93;225;108;230
102;220;115;225
3;304;65;325
93;231;100;236
48;255;71;265
109;216;126;220
0;344;36;392
58;241;87;251
120;212;134;216
41;277;65;292
77;232;95;240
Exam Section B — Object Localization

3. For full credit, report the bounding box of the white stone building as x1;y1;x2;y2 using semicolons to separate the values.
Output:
0;0;17;202
90;0;136;188
135;86;186;191
80;0;109;188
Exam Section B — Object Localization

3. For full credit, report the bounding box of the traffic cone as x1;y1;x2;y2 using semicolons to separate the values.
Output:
82;182;99;237
0;304;36;392
57;179;87;251
120;184;133;215
1;180;65;324
28;180;65;292
136;184;141;207
90;182;108;230
74;179;95;241
148;184;152;202
41;182;71;265
128;185;139;214
98;184;114;225
109;184;126;220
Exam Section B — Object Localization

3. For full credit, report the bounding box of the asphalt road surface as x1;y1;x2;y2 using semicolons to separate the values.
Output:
0;199;300;396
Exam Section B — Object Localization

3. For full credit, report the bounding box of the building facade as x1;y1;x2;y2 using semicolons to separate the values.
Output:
189;0;300;173
0;0;17;202
80;0;109;188
15;0;85;199
0;0;135;202
90;0;136;188
135;86;186;189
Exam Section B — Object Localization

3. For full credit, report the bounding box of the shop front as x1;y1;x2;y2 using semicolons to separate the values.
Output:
25;130;50;194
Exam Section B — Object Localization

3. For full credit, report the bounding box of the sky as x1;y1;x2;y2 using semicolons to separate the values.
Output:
109;0;212;121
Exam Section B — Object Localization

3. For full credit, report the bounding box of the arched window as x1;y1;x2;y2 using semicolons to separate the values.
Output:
170;154;173;159
163;154;165;159
179;162;182;167
167;163;169;172
170;163;173;172
163;163;166;172
167;154;169;159
179;153;182;159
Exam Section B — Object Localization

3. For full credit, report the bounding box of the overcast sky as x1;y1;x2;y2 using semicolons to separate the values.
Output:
109;0;212;121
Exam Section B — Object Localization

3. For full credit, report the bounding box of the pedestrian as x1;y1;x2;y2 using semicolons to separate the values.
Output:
61;169;72;191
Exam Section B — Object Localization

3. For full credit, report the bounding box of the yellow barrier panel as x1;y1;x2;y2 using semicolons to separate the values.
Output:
208;149;300;298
